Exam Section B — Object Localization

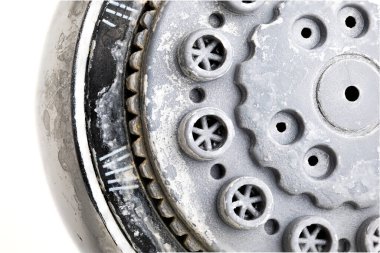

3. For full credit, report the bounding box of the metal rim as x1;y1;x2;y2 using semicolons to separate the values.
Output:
72;1;136;252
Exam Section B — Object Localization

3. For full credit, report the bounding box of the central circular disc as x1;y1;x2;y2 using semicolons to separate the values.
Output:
316;55;379;134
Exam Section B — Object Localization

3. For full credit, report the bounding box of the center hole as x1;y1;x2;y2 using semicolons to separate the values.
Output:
345;16;356;28
301;28;312;38
345;86;360;102
276;122;287;133
242;0;255;3
308;156;319;166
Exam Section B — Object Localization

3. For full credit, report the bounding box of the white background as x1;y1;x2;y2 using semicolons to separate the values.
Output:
0;1;79;252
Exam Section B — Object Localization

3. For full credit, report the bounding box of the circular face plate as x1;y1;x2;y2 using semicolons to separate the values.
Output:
137;1;379;251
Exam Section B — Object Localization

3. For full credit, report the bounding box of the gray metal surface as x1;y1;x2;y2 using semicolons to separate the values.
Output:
39;1;380;252
39;1;185;252
38;2;124;252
